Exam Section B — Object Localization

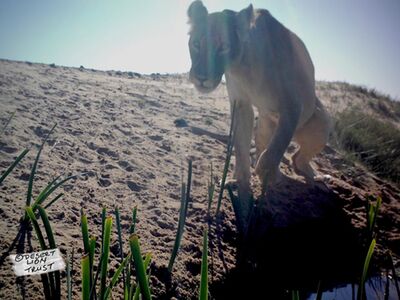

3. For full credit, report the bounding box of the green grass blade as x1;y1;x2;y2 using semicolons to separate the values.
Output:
90;255;104;300
89;236;96;271
167;181;185;273
216;102;236;216
80;210;96;298
370;196;381;235
25;206;53;299
33;175;62;207
115;207;123;253
40;174;76;203
0;148;29;185
67;252;72;300
100;216;112;300
133;253;152;300
388;251;400;299
104;255;131;299
128;278;136;300
25;206;47;249
43;193;64;209
26;123;57;207
215;140;234;216
37;205;60;299
37;205;57;249
315;280;323;300
130;206;137;234
358;238;376;300
81;210;90;254
101;207;106;252
0;111;15;136
93;206;106;300
41;274;53;300
130;234;152;300
184;159;192;217
199;228;208;300
168;161;192;272
32;174;77;211
71;249;75;294
115;207;126;276
292;290;300;300
124;265;130;300
226;184;247;235
207;163;215;218
366;198;372;231
82;254;91;300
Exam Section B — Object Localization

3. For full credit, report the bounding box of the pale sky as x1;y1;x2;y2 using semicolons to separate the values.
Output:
0;0;399;99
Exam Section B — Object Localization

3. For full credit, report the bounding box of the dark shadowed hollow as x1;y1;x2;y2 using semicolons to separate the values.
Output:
210;176;366;299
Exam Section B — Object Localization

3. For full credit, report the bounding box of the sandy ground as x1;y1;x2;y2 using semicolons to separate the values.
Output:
0;59;399;299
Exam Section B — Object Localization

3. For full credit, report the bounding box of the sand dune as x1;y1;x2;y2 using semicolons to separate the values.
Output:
0;59;399;299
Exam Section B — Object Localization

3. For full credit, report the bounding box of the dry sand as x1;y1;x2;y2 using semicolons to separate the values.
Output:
0;59;399;299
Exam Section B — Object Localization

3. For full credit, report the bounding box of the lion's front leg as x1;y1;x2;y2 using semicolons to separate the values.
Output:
233;101;254;202
255;105;299;192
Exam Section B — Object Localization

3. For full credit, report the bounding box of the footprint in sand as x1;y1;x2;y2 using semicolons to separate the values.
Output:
127;180;144;192
105;164;118;170
98;178;111;187
118;160;135;172
19;173;30;181
0;145;18;154
96;147;119;159
148;135;163;141
29;126;50;138
98;174;112;187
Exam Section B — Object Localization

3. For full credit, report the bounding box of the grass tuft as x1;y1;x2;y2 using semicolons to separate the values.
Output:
358;238;376;300
26;123;57;208
130;234;152;300
0;149;29;185
130;206;138;234
82;254;91;300
366;196;381;241
168;160;192;273
199;228;208;300
206;163;215;219
333;109;400;185
215;102;236;217
100;216;113;299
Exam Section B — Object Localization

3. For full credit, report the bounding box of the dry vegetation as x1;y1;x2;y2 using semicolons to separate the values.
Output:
317;81;400;187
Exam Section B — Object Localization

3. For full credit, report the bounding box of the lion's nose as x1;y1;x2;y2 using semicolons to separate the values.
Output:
202;80;215;89
196;74;208;83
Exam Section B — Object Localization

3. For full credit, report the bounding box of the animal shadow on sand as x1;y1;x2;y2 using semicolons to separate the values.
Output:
211;175;364;300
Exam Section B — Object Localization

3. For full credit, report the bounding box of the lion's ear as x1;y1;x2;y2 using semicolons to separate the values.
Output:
188;1;208;25
236;4;254;41
239;4;254;22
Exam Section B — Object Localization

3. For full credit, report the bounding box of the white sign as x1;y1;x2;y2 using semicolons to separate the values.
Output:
9;248;65;277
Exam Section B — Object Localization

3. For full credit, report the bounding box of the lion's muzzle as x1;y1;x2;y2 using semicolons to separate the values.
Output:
189;72;220;93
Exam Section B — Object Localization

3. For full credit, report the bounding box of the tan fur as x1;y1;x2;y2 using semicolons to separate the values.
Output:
188;1;331;196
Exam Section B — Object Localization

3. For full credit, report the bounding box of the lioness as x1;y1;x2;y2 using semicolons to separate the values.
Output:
187;1;330;201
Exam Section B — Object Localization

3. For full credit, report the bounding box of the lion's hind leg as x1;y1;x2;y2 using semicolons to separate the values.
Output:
293;99;331;184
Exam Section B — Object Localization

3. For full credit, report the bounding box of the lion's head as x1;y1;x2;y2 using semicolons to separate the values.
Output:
187;1;253;93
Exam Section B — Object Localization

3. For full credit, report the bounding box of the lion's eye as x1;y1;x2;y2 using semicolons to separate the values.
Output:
219;43;230;55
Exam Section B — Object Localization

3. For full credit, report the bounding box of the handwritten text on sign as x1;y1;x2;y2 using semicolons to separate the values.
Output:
9;249;65;276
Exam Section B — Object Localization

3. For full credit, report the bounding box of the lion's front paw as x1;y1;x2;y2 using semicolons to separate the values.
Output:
255;151;283;190
256;166;283;188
